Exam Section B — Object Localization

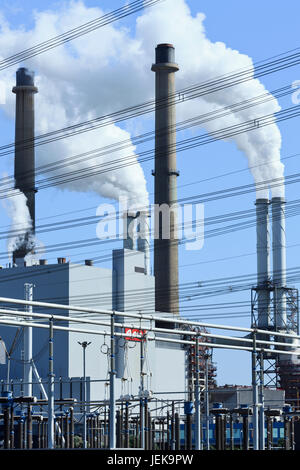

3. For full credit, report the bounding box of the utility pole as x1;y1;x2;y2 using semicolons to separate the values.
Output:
109;313;116;449
259;350;265;450
252;331;259;450
171;401;176;450
48;317;55;449
78;340;91;449
194;336;201;450
140;332;145;449
205;355;210;450
24;283;34;397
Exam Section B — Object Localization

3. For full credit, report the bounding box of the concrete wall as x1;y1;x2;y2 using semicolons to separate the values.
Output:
69;263;112;310
153;340;186;402
113;249;155;312
68;263;113;403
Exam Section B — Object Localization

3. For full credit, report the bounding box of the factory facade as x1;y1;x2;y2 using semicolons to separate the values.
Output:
0;249;186;407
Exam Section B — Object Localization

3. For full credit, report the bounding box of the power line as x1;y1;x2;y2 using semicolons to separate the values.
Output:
1;100;298;200
0;81;293;201
0;0;164;72
2;45;300;158
1;147;295;231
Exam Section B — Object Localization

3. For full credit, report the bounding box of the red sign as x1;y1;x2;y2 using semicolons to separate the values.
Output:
125;328;146;342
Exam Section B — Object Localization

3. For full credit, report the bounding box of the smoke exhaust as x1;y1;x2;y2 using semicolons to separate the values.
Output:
12;68;38;264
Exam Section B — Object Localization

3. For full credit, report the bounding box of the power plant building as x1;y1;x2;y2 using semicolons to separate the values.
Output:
0;249;186;405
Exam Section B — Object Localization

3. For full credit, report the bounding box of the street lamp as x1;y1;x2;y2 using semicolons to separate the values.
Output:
78;341;91;449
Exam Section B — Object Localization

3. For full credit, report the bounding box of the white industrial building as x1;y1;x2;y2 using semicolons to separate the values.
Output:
0;247;187;409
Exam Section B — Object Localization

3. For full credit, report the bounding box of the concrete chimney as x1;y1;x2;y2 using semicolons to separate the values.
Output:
136;210;151;275
123;212;137;251
271;196;287;329
12;68;38;263
255;199;271;328
151;44;179;315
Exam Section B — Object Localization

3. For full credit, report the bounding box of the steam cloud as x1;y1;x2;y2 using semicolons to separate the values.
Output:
0;0;284;218
2;187;45;263
2;188;33;261
136;0;283;198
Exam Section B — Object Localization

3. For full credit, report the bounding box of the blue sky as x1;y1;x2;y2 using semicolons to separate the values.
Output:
0;0;300;386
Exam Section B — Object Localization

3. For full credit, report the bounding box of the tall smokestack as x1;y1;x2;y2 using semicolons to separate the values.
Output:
255;199;271;328
151;44;179;314
12;68;38;263
271;196;287;329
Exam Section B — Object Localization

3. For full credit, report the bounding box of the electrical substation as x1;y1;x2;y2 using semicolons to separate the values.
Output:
0;35;300;452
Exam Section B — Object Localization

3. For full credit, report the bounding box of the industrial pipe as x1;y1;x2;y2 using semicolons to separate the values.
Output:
48;318;55;449
109;314;116;449
24;283;33;398
2;295;299;340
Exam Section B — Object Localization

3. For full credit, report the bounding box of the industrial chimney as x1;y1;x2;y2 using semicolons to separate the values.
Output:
12;68;38;264
271;196;287;329
151;44;179;315
123;211;137;251
136;210;151;275
255;199;271;328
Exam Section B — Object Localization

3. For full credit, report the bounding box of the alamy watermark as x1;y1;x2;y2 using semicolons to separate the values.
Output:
96;197;205;251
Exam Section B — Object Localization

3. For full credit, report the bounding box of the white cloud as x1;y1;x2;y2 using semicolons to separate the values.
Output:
0;0;283;207
135;0;283;197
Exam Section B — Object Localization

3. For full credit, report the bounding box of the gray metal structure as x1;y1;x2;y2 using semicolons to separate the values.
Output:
252;195;299;404
210;386;285;410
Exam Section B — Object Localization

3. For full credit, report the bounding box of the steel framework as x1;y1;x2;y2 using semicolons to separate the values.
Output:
251;285;299;403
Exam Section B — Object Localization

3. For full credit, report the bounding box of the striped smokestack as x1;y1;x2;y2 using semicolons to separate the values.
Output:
271;196;287;329
12;67;38;263
151;44;179;314
255;198;271;328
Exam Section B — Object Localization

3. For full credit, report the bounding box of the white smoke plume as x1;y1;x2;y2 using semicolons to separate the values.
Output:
24;239;45;265
2;187;33;261
136;0;283;198
0;0;284;211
